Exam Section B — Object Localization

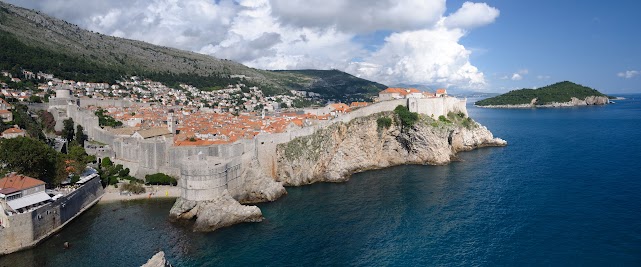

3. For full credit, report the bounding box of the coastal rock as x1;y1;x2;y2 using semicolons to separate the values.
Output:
479;96;609;108
236;159;287;204
193;192;263;232
168;198;198;221
141;251;172;267
275;112;506;186
170;191;263;232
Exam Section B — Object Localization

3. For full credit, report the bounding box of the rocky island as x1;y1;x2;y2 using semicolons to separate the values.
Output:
475;81;611;108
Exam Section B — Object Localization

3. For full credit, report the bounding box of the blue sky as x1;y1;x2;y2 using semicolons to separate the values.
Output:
447;0;641;93
8;0;641;93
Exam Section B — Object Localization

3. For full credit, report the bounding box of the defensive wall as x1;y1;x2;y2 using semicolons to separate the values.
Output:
0;177;104;255
53;97;467;200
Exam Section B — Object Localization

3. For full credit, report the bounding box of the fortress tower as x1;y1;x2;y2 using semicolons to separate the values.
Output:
167;110;176;135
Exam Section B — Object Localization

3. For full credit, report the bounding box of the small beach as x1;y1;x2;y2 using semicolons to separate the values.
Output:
98;185;180;203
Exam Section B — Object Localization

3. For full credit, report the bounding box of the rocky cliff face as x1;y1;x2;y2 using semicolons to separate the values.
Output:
541;96;609;107
170;111;506;232
275;112;506;186
479;96;610;108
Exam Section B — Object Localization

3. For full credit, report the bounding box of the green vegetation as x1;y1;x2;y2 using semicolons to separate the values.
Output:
75;124;87;147
0;137;60;184
62;118;75;142
120;182;146;194
38;110;56;132
446;112;476;129
98;157;139;186
475;81;608;106
394;105;419;127
95;108;123;127
10;104;45;140
0;29;128;83
0;25;386;100
145;173;177;186
377;117;393;129
266;69;387;101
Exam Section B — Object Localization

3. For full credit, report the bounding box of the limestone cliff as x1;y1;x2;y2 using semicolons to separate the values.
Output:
478;96;610;108
275;112;506;186
170;110;506;232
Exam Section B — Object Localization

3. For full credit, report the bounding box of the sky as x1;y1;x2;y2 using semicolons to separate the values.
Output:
6;0;641;93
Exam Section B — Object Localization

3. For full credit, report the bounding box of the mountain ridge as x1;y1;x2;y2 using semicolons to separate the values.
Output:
0;2;386;100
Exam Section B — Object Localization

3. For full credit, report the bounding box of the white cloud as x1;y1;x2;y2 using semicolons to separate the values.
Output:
537;75;551;80
511;73;523;81
443;2;500;30
346;27;486;88
617;70;640;79
269;0;446;33
7;0;501;90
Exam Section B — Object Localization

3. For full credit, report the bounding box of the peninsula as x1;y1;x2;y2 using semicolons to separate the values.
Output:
0;1;507;236
475;81;610;108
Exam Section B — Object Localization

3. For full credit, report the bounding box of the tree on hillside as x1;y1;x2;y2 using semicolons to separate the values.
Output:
64;144;95;175
38;110;56;132
75;124;87;147
0;137;62;185
62;118;74;142
11;104;45;140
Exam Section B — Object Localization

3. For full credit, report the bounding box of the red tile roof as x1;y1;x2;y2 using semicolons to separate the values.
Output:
0;174;45;191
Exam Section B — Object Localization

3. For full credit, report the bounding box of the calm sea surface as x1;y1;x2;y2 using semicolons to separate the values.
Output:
2;95;641;266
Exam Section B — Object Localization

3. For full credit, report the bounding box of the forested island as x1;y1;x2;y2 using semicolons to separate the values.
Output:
475;81;611;107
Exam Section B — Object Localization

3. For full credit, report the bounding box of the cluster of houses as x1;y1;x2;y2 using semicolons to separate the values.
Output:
378;87;447;101
2;69;322;114
88;86;447;147
0;98;26;139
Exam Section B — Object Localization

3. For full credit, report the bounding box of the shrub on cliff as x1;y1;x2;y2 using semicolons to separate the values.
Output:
394;105;419;127
377;117;392;129
145;173;177;186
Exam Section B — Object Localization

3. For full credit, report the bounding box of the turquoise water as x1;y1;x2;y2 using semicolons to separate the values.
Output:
1;95;641;266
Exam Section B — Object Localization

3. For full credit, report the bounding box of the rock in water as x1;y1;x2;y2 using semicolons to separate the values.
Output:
141;251;172;267
170;191;263;232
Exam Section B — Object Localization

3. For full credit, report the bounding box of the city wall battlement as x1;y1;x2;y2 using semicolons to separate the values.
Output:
56;97;467;201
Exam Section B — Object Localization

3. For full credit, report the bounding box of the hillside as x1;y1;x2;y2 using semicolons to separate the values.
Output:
0;2;385;99
475;81;609;106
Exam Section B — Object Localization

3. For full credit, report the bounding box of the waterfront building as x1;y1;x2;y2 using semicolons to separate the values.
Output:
0;174;52;216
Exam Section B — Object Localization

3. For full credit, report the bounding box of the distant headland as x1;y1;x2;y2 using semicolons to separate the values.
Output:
475;81;611;108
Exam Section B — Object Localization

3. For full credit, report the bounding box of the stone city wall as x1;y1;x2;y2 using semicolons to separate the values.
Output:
58;97;467;183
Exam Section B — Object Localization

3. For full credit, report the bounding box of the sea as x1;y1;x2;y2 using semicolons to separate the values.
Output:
1;95;640;266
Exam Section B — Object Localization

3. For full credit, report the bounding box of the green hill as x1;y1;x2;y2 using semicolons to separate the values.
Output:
0;2;385;100
475;81;608;106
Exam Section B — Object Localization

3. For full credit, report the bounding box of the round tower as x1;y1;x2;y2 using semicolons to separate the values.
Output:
179;153;228;201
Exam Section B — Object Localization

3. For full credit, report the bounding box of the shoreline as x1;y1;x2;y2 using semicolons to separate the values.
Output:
99;185;180;204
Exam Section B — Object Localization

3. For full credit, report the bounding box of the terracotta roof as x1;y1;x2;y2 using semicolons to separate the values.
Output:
330;103;350;112
2;127;24;134
0;174;45;191
0;109;11;114
380;88;422;96
436;89;447;94
350;102;368;107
